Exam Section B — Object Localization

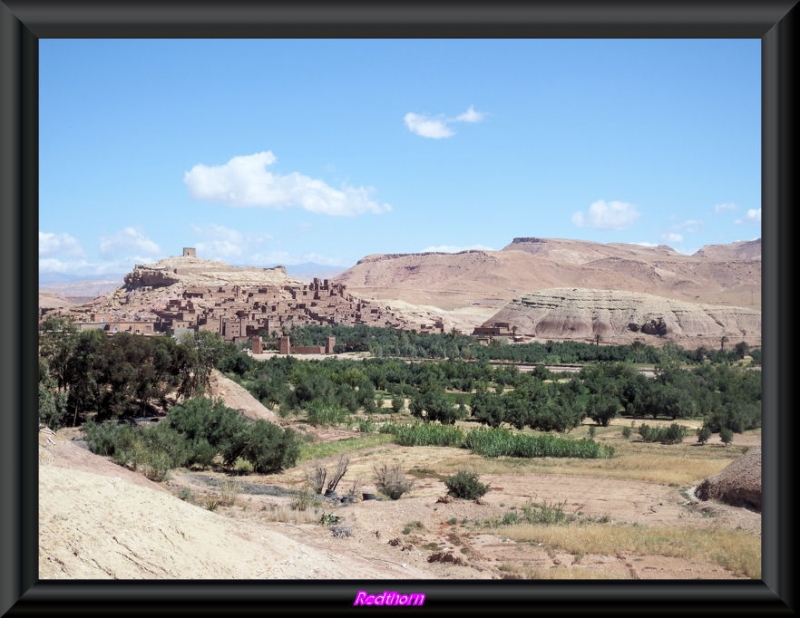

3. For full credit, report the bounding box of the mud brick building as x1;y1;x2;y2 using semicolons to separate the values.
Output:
52;251;437;339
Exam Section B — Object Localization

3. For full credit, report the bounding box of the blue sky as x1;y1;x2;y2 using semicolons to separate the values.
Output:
39;38;761;281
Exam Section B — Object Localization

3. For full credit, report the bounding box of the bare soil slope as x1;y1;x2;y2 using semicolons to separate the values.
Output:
38;419;762;582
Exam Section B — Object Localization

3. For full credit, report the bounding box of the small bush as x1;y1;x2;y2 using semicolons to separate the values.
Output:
621;426;632;439
320;512;342;526
444;470;490;500
290;485;317;511
391;395;405;413
326;455;349;493
638;423;688;445
307;465;327;494
719;426;734;446
219;479;241;506
306;402;349;427
373;463;414;500
696;425;712;445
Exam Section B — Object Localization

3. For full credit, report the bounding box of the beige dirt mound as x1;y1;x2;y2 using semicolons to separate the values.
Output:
695;446;761;511
206;370;280;424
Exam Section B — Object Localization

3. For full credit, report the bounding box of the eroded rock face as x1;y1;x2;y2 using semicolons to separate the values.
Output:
123;256;299;290
335;237;761;314
479;288;761;344
696;447;761;511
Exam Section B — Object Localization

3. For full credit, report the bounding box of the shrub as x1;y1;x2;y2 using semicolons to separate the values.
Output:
219;479;241;506
307;465;327;494
638;423;687;445
621;426;632;439
391;395;405;413
373;463;414;500
696;425;712;445
719;426;734;446
235;420;300;474
326;455;349;493
83;419;137;458
306;402;348;427
290;485;317;511
444;470;490;500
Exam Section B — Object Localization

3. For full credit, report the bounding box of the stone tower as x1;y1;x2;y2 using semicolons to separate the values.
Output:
182;247;197;257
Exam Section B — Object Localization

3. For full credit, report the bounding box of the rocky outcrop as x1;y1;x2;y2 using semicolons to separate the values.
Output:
693;239;762;261
478;288;761;345
696;447;761;511
123;256;300;290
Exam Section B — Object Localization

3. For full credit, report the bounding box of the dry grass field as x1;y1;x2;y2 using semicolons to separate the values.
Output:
40;402;761;581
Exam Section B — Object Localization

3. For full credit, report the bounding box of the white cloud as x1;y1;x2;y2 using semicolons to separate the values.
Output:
249;250;346;267
714;202;738;213
39;231;85;258
660;232;683;244
404;106;486;139
403;113;454;139
734;208;761;225
189;224;344;267
38;257;132;278
99;227;162;260
184;151;391;216
673;219;702;233
633;241;658;247
571;200;640;231
455;105;485;123
190;224;273;261
420;244;495;253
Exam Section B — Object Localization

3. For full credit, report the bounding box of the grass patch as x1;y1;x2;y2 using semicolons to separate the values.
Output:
386;422;465;447
259;502;322;524
435;444;739;485
297;434;394;463
464;427;615;459
501;523;760;579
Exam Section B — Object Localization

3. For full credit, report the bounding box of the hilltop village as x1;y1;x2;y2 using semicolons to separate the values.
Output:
45;249;445;353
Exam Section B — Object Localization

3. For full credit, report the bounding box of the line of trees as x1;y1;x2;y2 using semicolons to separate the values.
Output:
286;323;760;366
38;316;230;428
227;352;760;436
39;318;761;440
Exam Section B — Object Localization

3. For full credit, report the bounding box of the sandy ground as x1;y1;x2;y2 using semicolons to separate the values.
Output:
39;417;761;582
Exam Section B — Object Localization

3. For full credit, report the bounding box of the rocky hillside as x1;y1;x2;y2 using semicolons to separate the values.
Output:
334;237;761;315
477;288;761;347
123;256;301;290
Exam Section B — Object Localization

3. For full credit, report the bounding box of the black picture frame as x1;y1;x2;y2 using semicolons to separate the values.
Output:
1;1;796;615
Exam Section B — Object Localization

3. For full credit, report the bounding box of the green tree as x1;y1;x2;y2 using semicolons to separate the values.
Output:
585;393;620;427
696;425;712;445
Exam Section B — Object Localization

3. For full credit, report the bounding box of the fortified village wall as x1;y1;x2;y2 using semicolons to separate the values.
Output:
56;248;445;353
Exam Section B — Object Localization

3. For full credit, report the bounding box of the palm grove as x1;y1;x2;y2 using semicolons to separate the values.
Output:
38;318;761;480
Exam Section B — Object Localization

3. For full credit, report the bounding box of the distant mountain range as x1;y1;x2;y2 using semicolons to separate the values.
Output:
333;237;761;313
39;237;761;347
